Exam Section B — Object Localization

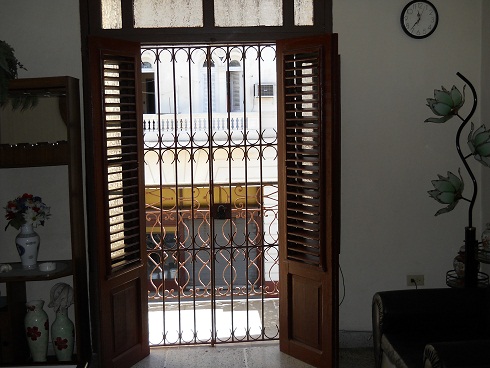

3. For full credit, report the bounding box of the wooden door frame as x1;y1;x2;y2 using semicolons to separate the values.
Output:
80;19;340;366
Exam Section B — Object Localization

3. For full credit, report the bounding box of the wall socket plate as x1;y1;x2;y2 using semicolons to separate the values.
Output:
407;275;424;287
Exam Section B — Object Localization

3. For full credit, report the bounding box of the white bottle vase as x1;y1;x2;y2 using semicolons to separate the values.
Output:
15;223;40;269
51;308;75;361
24;300;49;362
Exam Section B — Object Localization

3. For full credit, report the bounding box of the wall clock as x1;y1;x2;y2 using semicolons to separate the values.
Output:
401;1;438;39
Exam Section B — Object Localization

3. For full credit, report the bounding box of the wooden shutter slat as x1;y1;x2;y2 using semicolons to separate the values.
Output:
287;197;320;206
288;229;320;240
287;214;319;222
288;246;320;257
107;196;139;206
287;189;319;197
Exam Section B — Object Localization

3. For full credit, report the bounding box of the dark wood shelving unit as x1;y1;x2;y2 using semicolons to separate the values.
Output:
0;77;90;367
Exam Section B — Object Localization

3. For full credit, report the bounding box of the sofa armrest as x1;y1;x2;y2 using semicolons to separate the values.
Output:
424;340;490;368
372;292;385;368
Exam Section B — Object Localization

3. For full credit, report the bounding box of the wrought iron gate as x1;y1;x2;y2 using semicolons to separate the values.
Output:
141;44;279;345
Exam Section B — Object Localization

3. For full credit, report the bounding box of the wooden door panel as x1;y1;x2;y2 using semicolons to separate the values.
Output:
290;270;322;349
111;279;141;354
277;34;340;368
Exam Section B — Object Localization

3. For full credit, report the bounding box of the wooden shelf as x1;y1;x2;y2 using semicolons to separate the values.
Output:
0;260;72;283
0;142;69;168
8;77;71;95
1;356;78;367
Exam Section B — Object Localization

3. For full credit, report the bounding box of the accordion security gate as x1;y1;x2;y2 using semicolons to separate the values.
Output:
141;44;279;346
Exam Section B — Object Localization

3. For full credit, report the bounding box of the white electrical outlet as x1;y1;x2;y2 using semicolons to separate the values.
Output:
407;275;424;287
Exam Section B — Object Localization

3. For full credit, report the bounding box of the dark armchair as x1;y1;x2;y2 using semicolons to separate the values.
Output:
372;287;490;368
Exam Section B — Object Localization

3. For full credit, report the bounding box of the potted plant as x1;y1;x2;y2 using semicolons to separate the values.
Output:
0;40;36;110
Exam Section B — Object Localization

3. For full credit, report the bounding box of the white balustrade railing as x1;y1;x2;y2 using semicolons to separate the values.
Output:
144;115;246;133
143;113;277;143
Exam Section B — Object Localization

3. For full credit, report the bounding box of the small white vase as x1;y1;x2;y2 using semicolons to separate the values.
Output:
15;223;40;269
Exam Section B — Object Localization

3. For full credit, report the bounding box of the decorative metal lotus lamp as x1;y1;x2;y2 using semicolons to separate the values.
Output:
425;72;490;287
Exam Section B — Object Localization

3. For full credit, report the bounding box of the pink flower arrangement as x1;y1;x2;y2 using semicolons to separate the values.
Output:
4;193;50;231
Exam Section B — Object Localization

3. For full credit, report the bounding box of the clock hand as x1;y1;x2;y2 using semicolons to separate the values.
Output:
411;16;421;31
410;10;422;31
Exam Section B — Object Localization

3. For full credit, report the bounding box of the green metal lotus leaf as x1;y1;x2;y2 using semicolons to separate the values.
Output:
425;85;465;124
468;123;490;167
428;170;464;216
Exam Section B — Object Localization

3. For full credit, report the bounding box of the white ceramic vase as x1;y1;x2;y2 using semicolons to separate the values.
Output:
51;308;75;361
24;300;49;362
15;223;40;269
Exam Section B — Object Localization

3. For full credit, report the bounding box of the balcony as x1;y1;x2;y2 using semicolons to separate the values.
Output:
143;112;277;145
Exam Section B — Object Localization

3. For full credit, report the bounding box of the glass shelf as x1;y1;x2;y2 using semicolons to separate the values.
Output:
476;248;490;264
446;270;489;288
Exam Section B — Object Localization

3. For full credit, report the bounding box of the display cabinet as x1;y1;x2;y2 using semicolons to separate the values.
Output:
0;77;90;366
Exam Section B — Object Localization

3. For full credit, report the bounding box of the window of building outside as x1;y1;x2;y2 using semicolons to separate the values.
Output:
91;0;330;44
103;0;314;29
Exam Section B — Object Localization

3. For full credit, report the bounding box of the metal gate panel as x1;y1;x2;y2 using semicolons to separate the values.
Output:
142;44;279;345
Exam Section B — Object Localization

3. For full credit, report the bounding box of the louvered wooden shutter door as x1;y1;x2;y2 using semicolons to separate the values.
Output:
88;37;149;368
277;34;340;368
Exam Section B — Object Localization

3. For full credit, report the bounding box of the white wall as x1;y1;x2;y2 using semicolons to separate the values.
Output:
334;0;485;331
0;0;82;80
0;0;487;338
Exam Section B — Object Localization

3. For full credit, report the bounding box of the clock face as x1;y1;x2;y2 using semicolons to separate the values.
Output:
401;1;438;39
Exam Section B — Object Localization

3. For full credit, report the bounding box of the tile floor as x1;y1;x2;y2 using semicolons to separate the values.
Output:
131;342;375;368
132;342;313;368
139;299;375;367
